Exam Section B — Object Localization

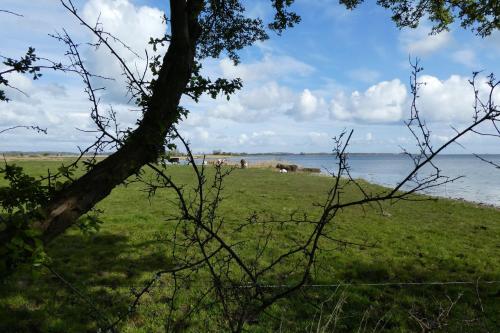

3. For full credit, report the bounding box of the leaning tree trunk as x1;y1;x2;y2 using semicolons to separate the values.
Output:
1;1;202;253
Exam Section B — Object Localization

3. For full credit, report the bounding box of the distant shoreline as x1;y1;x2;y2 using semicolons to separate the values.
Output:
2;154;498;209
2;152;500;158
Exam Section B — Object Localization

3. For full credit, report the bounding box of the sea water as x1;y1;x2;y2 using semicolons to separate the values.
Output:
221;154;500;207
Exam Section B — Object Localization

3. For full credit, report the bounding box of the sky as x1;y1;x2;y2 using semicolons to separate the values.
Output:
0;0;499;154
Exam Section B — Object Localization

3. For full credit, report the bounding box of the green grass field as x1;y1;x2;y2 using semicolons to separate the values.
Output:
1;160;499;332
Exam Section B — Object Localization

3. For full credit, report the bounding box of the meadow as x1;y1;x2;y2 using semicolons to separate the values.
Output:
0;159;499;332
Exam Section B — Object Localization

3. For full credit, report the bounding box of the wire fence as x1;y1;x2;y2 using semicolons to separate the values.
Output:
63;279;500;289
235;280;500;289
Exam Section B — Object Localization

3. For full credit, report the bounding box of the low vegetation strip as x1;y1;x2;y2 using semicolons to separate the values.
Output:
1;160;499;332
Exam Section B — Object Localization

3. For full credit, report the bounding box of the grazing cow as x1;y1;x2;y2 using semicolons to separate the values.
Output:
216;158;227;166
276;163;298;172
240;159;248;169
168;157;180;164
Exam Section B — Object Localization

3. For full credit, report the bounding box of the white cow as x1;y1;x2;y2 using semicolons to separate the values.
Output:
216;158;227;166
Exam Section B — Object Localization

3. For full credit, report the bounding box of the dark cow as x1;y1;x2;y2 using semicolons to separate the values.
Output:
276;163;298;172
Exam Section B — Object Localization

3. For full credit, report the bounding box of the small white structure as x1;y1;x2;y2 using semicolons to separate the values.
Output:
279;168;288;173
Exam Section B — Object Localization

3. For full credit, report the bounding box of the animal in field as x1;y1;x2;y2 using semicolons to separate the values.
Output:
216;158;227;166
276;163;298;172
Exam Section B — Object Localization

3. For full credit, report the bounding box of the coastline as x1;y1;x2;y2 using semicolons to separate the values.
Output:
2;155;498;209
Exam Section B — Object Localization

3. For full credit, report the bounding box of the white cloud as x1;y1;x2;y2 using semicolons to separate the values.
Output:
483;31;500;53
308;131;329;145
0;77;99;151
206;73;499;127
287;89;326;120
206;82;291;122
2;72;37;102
417;74;499;123
299;0;354;21
82;0;167;102
219;54;314;82
0;71;148;152
239;81;293;110
2;73;85;128
236;130;278;148
400;25;451;56
0;0;86;62
195;127;210;141
208;83;328;123
182;127;278;151
451;49;480;68
329;79;407;123
432;134;450;143
212;100;243;119
328;74;499;125
181;113;211;127
238;133;249;145
348;68;381;83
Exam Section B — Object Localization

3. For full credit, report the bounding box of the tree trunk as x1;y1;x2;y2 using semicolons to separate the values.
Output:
1;1;202;249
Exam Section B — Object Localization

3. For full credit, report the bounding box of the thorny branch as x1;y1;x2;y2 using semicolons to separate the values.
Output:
1;2;498;331
0;125;47;135
101;59;498;332
0;9;23;17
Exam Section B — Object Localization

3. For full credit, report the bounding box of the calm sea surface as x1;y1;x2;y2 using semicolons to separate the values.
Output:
220;154;500;207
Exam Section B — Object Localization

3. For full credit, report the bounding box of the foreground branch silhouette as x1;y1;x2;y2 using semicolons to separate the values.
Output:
0;0;499;318
72;61;497;331
0;3;499;327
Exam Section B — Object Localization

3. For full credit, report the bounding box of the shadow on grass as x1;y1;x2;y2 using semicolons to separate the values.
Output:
0;232;176;332
1;232;499;332
271;258;500;332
